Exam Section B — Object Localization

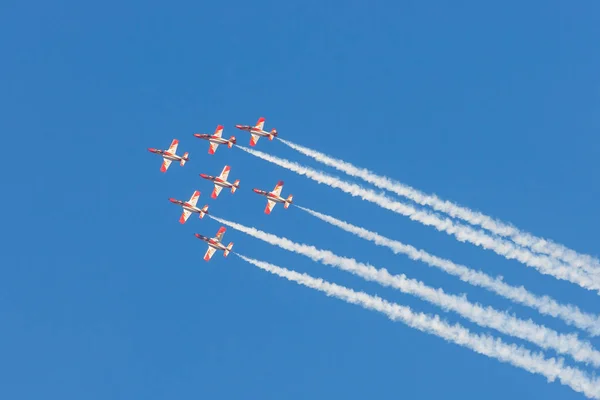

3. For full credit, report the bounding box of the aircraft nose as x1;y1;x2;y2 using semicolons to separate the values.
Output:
169;198;177;203
147;148;155;152
194;233;201;238
199;173;209;179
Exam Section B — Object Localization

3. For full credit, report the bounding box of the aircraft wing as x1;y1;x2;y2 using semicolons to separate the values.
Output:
204;246;217;261
272;181;284;197
188;190;200;207
211;185;223;199
213;125;224;138
161;158;172;172
180;209;192;224
255;117;265;131
250;133;260;147
219;165;230;181
265;199;276;214
208;142;219;155
167;139;179;154
215;226;226;242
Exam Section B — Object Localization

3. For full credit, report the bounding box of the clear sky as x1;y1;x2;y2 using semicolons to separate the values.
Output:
1;1;599;399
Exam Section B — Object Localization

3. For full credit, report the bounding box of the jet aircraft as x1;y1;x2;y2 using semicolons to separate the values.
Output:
235;117;277;146
194;125;236;154
169;190;209;224
253;180;293;214
195;227;234;261
199;165;240;199
148;139;189;172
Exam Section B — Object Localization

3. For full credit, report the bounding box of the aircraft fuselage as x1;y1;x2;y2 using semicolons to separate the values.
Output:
148;149;185;162
169;199;201;213
253;189;286;203
194;134;231;145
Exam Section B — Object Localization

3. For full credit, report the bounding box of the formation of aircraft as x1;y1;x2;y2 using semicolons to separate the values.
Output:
149;116;294;261
148;139;189;172
253;180;293;214
200;165;240;199
195;227;234;261
169;190;209;224
194;125;237;155
235;117;278;147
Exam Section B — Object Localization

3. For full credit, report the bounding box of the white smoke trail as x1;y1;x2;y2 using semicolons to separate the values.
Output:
278;138;600;277
296;205;600;336
236;145;600;293
211;215;600;367
236;254;600;399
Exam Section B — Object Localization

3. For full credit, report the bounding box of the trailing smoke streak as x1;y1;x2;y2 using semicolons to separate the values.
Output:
278;138;600;277
236;145;600;293
236;254;600;399
211;215;600;367
296;205;600;336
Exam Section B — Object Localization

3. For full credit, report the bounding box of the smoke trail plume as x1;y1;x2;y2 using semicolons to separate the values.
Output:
296;205;600;336
235;145;600;293
211;215;600;367
237;254;600;399
278;138;600;277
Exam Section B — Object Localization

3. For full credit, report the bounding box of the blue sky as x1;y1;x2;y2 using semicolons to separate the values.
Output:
1;0;599;398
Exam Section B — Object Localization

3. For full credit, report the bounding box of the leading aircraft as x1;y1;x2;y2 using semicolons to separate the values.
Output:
148;139;189;172
195;227;234;261
199;165;240;199
235;117;277;146
169;190;209;224
253;180;293;214
193;125;236;155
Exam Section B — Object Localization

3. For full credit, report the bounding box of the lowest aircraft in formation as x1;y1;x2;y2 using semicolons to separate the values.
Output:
200;165;240;199
235;117;277;147
195;227;234;261
148;139;189;172
253;180;293;214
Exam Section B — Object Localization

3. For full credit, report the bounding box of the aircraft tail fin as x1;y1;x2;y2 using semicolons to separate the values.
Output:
199;204;209;219
284;194;293;209
180;152;189;166
269;129;277;141
231;180;240;194
228;136;236;148
224;242;234;257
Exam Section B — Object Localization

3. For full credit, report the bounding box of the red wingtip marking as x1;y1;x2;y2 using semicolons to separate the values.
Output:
179;215;186;224
172;139;179;144
216;125;224;130
257;117;265;123
264;204;271;214
218;227;226;234
160;165;167;172
277;180;284;186
208;147;215;155
211;189;217;199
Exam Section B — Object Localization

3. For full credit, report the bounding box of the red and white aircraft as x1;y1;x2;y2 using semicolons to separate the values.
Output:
148;139;189;172
199;165;240;199
235;117;277;146
193;125;236;155
253;180;293;214
195;227;234;261
169;190;209;224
